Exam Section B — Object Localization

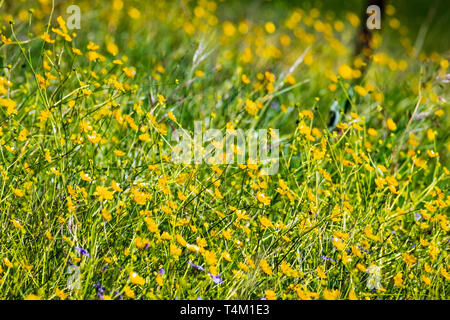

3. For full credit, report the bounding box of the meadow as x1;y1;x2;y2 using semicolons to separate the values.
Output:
0;0;448;300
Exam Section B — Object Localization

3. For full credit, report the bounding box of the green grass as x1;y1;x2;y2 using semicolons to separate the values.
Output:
0;0;448;300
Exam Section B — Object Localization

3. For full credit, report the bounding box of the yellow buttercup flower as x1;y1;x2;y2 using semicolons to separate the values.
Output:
129;272;145;286
387;118;397;131
323;289;340;300
259;259;273;275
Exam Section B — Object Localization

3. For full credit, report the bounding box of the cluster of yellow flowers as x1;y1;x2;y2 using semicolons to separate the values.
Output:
0;0;448;300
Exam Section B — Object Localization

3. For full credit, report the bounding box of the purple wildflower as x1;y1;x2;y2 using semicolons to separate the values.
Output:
75;246;90;258
94;282;105;292
406;239;415;247
196;296;203;300
113;291;123;300
357;245;371;254
208;273;223;284
187;261;205;271
414;212;422;221
94;281;105;299
158;268;165;275
321;256;337;263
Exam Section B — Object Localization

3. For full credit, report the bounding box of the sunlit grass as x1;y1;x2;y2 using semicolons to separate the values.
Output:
0;0;448;300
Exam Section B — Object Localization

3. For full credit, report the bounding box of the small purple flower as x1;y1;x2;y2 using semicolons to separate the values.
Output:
94;282;106;299
208;273;223;284
357;245;371;254
94;282;105;293
187;261;205;271
75;246;90;258
158;268;165;275
102;264;108;271
414;212;422;221
144;243;150;250
196;296;203;300
406;239;415;247
113;291;123;300
321;256;336;263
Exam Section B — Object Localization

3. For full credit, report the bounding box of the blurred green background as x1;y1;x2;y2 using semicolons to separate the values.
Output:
218;0;450;53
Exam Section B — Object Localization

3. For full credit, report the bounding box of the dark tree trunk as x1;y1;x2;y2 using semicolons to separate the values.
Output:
354;0;386;74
